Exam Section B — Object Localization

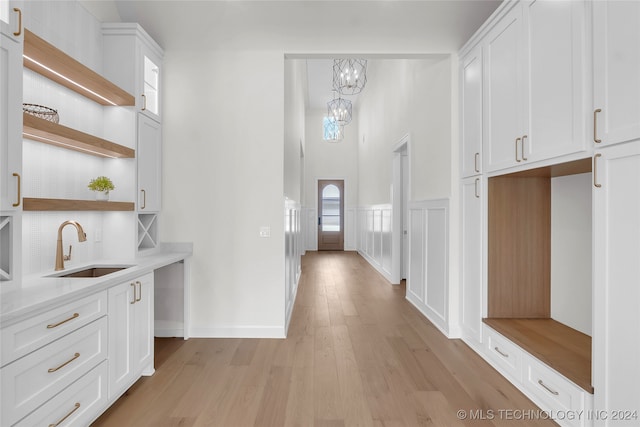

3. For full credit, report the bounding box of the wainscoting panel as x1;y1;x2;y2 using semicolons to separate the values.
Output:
285;199;303;333
406;199;450;336
357;204;393;282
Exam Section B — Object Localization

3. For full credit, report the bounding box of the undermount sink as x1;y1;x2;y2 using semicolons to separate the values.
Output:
48;265;133;278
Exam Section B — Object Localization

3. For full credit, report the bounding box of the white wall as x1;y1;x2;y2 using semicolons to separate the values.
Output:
284;59;306;203
551;173;592;336
357;57;453;205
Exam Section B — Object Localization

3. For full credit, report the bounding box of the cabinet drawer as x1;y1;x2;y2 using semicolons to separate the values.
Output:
1;291;107;366
1;317;107;426
14;360;108;427
521;354;587;427
484;325;523;382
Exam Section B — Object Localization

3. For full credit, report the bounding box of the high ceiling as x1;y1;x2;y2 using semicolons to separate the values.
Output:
80;1;502;110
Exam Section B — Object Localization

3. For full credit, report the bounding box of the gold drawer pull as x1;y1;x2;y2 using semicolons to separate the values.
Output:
474;152;480;173
521;135;528;161
13;8;22;37
49;402;80;427
593;153;602;188
130;282;137;304
494;346;509;358
48;352;80;373
141;93;147;111
135;281;142;302
140;189;146;210
594;109;602;143
474;178;480;198
12;173;21;207
538;379;559;396
515;137;521;162
46;312;79;329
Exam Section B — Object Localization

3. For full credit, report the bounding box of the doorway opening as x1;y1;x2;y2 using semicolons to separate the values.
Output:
392;134;410;283
318;179;344;251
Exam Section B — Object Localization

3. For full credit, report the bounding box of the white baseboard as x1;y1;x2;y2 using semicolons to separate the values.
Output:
190;325;286;339
357;249;394;284
406;293;453;338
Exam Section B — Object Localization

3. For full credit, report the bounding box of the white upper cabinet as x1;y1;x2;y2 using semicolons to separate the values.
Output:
484;3;525;171
137;114;162;213
523;0;587;162
461;46;483;178
593;0;640;147
102;24;163;122
485;0;587;172
0;20;22;212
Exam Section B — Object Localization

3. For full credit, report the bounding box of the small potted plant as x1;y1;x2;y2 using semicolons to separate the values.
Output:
88;176;115;201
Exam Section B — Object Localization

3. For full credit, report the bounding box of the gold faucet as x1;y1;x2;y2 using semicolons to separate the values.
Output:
55;221;87;271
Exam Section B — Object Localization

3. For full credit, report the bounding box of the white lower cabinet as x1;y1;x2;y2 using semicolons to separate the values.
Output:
522;354;589;427
15;360;108;427
483;325;592;427
1;316;107;426
108;272;154;400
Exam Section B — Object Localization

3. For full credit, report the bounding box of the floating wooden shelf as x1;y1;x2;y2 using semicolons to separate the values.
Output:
23;113;135;158
23;29;135;106
484;318;593;394
23;198;135;211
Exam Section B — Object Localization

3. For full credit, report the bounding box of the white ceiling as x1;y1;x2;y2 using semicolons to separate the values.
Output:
81;0;501;110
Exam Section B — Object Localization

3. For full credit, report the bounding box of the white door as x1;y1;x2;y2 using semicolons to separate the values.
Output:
485;4;524;171
593;0;640;147
460;177;483;347
593;141;640;425
137;114;161;212
461;45;483;178
523;0;587;161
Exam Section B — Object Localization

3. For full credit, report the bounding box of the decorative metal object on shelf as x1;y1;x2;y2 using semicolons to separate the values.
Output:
327;93;352;126
333;59;367;95
23;103;59;123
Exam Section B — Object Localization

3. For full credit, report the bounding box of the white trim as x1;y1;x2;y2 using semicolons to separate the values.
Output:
391;133;411;284
190;326;286;339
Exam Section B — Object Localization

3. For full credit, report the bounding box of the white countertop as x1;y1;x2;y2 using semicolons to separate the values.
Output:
1;244;192;327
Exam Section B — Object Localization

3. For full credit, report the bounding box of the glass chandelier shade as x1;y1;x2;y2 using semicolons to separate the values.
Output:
333;59;367;95
323;117;344;142
327;96;353;126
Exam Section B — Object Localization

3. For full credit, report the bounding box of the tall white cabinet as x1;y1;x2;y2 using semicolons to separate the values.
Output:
459;1;640;425
0;13;22;284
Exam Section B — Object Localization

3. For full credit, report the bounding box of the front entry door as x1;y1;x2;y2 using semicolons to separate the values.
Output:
318;180;344;251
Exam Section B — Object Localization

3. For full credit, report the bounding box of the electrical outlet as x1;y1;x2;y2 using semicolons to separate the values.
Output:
259;226;271;238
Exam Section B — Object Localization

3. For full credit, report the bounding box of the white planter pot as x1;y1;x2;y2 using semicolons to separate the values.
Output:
95;191;109;201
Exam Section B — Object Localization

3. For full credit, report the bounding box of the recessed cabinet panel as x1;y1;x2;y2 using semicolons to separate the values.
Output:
593;0;640;147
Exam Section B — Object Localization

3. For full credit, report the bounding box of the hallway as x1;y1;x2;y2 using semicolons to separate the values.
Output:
93;251;556;427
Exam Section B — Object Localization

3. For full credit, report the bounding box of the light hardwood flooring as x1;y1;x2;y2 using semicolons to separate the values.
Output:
93;251;557;427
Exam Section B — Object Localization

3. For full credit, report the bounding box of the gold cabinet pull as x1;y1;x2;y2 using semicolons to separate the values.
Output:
594;153;602;188
47;312;79;329
13;8;22;37
12;173;21;207
48;352;80;373
537;379;560;396
494;346;509;358
135;281;142;302
521;135;528;161
130;282;137;304
474;152;480;173
141;93;147;111
140;189;146;210
515;137;521;162
594;109;602;143
474;178;480;198
49;402;80;427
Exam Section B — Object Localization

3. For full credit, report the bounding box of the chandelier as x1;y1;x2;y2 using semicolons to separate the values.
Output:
327;93;352;126
323;117;344;142
333;59;367;95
